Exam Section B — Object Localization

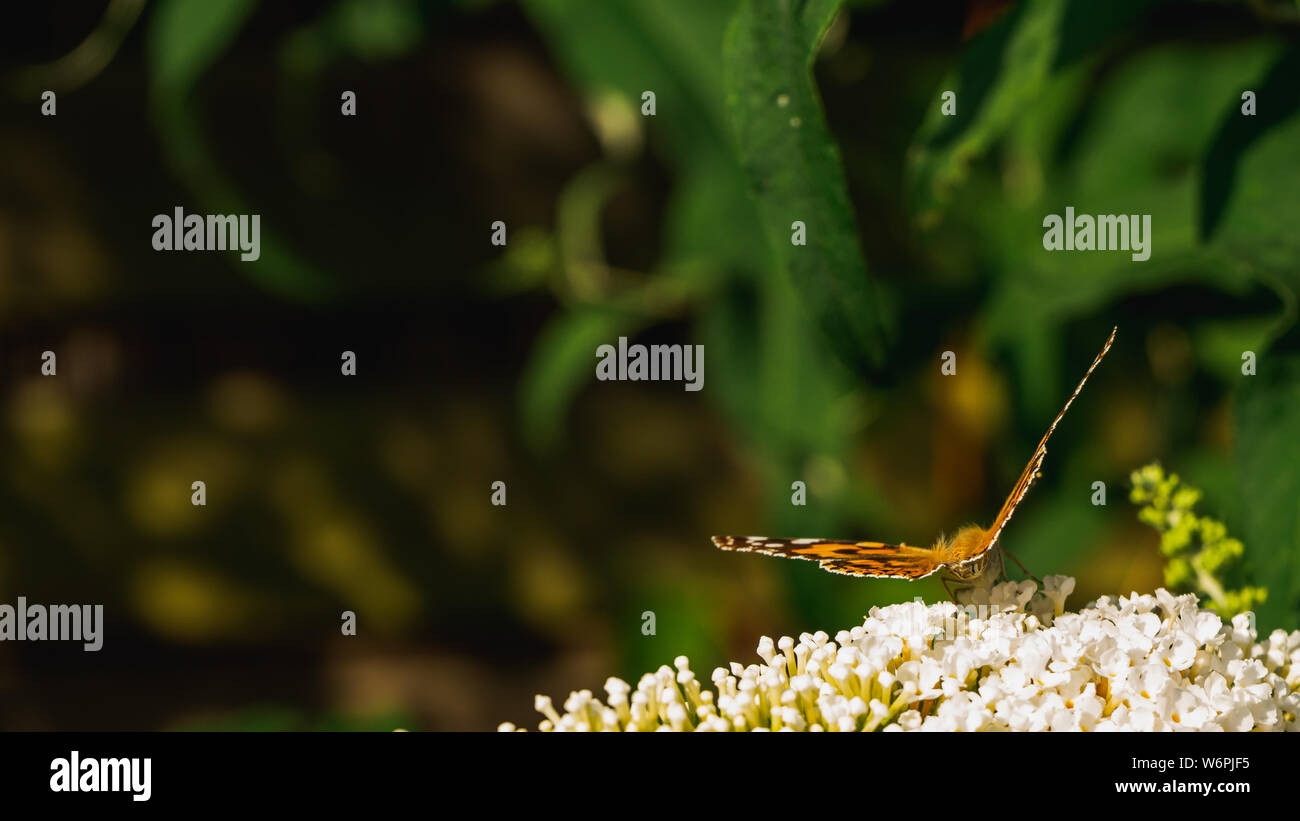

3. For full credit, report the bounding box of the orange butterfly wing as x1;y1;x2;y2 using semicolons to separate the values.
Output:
820;555;943;579
978;326;1116;554
711;536;944;580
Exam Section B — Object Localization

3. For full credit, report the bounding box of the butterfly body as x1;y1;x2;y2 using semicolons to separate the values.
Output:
712;327;1117;585
936;524;999;580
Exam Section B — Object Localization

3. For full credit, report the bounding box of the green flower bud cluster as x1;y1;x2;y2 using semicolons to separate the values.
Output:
1129;463;1266;619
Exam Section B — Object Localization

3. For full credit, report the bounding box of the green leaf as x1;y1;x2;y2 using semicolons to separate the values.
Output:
329;0;422;60
1191;316;1282;384
518;309;641;452
906;0;1162;227
149;0;259;93
1199;45;1300;241
723;0;892;372
517;0;776;453
523;0;736;167
281;0;423;72
524;0;760;274
1233;348;1300;629
148;0;334;300
1201;47;1300;312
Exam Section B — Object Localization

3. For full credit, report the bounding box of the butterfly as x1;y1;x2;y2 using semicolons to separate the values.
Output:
713;327;1116;594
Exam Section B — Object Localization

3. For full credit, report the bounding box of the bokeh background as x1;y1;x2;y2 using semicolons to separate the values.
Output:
2;0;1299;730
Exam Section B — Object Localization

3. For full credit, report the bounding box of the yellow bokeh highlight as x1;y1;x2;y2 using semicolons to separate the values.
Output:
509;540;589;633
131;560;256;641
288;514;420;633
207;371;286;433
7;380;80;471
125;437;242;537
271;459;420;632
943;344;1009;441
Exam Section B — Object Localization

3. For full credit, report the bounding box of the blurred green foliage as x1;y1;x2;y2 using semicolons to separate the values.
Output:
149;0;337;299
509;0;1300;633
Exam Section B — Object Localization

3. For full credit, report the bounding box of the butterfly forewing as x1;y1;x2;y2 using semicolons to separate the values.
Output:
979;326;1116;554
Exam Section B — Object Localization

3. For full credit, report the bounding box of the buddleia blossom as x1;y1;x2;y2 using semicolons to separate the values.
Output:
499;577;1300;732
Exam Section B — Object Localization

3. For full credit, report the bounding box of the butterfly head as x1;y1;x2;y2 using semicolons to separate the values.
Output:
933;524;997;581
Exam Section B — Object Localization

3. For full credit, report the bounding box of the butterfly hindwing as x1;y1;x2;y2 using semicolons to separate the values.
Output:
711;536;943;580
818;555;943;580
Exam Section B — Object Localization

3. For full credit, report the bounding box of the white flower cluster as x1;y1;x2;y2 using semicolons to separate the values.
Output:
500;576;1300;731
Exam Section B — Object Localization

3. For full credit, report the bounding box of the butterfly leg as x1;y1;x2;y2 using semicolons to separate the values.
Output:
991;556;1011;583
941;575;972;603
941;576;957;603
1001;547;1043;586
